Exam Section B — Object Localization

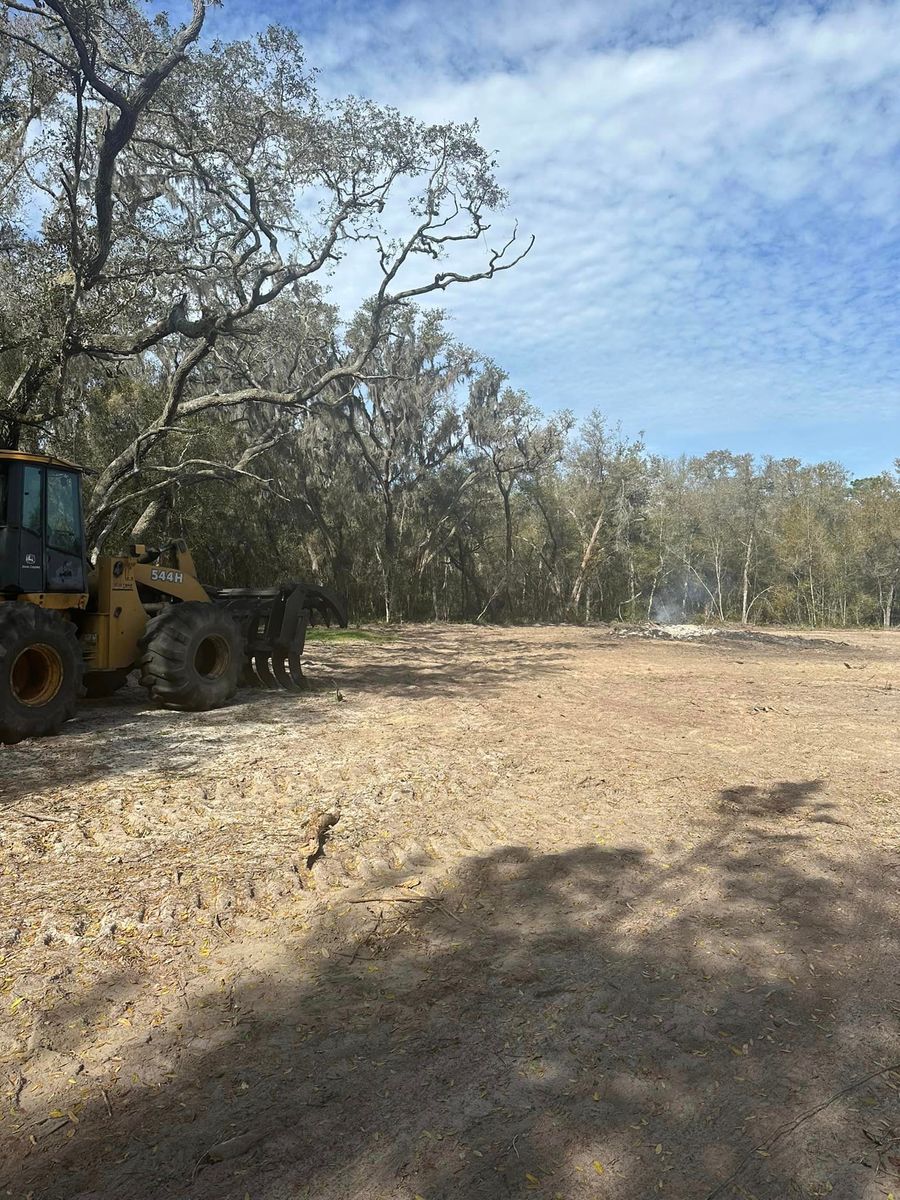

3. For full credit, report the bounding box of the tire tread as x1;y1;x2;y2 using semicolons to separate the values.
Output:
137;602;241;712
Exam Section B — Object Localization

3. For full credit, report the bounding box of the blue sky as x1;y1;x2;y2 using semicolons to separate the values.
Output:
201;0;900;474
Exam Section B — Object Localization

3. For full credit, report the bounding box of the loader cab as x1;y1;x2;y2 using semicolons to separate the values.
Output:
0;453;88;598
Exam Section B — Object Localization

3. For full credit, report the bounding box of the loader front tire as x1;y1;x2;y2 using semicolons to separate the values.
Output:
0;604;83;744
138;602;241;712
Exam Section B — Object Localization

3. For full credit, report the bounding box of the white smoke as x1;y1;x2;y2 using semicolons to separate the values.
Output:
650;573;710;625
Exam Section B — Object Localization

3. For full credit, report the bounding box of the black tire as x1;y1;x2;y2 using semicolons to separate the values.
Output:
0;603;83;744
138;602;241;712
83;668;131;699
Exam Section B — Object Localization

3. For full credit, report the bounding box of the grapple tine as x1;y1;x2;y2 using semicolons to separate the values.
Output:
254;653;278;689
241;660;260;688
214;580;341;697
271;653;299;691
287;651;306;689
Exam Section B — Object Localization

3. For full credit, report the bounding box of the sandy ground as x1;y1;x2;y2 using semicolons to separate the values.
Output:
1;622;899;1200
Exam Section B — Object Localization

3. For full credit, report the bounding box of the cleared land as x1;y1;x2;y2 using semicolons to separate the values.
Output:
1;623;899;1200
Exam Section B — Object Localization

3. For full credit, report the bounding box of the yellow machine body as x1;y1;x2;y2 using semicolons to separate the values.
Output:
0;449;347;743
76;545;211;671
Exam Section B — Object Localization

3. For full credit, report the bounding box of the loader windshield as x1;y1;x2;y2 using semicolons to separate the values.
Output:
46;468;81;555
0;462;7;525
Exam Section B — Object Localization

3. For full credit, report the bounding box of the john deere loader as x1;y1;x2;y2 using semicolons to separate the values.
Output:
0;450;347;744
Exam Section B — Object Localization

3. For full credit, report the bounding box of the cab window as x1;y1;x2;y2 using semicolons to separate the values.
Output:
22;466;43;536
0;462;7;525
46;469;82;554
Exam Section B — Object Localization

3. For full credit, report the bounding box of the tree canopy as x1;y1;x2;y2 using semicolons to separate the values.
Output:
1;1;897;628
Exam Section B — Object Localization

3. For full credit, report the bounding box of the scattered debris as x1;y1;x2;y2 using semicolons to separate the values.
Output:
613;623;852;650
0;624;896;1200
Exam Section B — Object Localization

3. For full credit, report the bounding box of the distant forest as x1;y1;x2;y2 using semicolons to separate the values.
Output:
2;2;897;628
129;392;900;630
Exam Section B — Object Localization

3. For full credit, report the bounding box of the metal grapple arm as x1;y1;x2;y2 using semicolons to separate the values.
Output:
210;581;347;690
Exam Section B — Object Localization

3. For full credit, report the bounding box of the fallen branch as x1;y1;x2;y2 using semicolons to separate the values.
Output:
704;1060;900;1199
8;809;75;823
192;1128;265;1180
349;896;475;929
300;810;339;867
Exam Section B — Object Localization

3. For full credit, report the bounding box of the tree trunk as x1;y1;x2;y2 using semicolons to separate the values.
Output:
500;482;513;616
131;489;170;543
451;538;484;620
740;533;753;624
570;508;604;616
628;548;636;621
646;561;662;621
458;536;469;617
381;488;397;623
713;539;725;621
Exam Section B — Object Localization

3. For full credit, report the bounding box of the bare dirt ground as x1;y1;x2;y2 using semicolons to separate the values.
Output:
1;623;899;1200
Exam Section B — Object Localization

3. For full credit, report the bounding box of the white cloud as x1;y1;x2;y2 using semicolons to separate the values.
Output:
201;0;900;470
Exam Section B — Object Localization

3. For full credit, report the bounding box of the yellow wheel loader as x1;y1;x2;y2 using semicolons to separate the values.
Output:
0;451;347;744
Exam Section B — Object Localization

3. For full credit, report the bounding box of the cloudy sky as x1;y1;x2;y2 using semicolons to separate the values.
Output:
202;0;900;474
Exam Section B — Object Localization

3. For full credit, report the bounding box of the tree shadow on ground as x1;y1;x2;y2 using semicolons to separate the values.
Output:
0;686;335;807
0;634;587;807
322;635;588;699
718;779;836;817
4;780;900;1200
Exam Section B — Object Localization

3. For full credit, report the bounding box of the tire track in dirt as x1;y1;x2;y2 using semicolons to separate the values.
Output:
2;623;899;1200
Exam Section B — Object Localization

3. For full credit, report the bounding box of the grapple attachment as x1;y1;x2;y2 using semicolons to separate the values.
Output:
210;583;347;691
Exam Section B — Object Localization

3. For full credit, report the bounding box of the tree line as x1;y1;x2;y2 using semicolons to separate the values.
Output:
1;2;897;628
111;375;900;629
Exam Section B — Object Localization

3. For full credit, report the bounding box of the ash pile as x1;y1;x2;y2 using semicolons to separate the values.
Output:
612;623;848;651
613;622;719;641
